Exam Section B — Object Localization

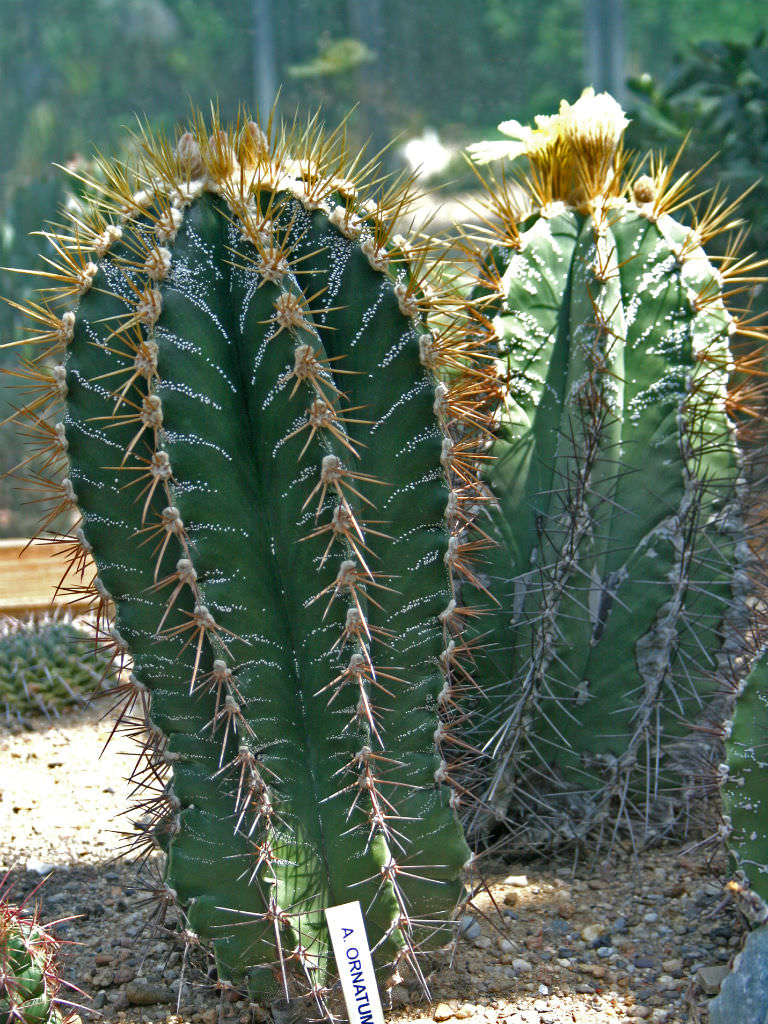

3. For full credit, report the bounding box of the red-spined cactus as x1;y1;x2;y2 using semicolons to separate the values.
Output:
0;871;82;1024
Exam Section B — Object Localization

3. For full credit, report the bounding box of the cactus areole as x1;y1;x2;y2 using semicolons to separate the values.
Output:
4;113;482;1008
464;90;766;853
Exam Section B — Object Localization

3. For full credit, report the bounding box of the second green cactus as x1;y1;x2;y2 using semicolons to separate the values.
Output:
462;90;766;854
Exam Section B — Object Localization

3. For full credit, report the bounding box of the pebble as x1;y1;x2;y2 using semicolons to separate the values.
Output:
696;963;731;995
505;874;528;887
91;990;108;1010
45;891;69;907
25;858;59;874
548;917;570;935
459;915;482;941
504;1012;538;1024
580;923;603;944
511;958;533;972
390;985;410;1007
696;881;723;901
432;1002;454;1021
91;969;114;988
124;978;175;1006
113;966;136;985
473;934;492;950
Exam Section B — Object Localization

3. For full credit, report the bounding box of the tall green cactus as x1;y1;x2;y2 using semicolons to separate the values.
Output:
461;90;767;853
4;112;481;1008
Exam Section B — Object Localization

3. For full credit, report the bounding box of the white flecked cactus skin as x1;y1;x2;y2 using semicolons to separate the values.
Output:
461;91;768;856
2;111;492;1013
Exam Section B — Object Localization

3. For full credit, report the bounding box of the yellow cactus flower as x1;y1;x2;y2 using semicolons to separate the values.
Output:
468;88;630;211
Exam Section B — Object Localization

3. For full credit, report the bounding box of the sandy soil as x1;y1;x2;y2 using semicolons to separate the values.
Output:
0;699;745;1024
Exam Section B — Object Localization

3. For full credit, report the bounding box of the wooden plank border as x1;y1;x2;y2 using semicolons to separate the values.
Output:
0;538;96;617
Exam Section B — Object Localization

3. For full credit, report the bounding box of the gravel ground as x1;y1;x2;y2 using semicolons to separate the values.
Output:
0;699;746;1024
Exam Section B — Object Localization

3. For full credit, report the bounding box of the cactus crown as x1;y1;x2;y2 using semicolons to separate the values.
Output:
3;108;489;1011
481;88;630;210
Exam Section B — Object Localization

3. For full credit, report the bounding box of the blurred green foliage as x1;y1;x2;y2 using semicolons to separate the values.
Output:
3;0;764;199
627;31;768;309
1;0;766;534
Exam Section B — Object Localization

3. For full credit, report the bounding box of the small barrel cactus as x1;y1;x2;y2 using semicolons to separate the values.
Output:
0;611;117;725
0;872;81;1024
461;89;767;853
3;111;483;1009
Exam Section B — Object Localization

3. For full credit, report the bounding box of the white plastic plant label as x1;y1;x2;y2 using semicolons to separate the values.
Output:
325;900;385;1024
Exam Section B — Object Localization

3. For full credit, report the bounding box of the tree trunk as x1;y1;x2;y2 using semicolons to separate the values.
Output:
253;0;277;116
348;0;391;166
584;0;626;105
